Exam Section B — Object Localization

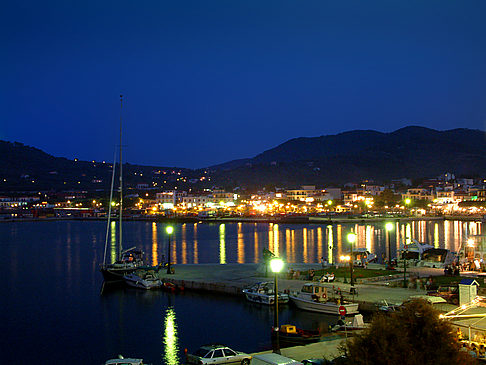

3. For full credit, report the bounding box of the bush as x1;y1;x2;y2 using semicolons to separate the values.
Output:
340;299;477;365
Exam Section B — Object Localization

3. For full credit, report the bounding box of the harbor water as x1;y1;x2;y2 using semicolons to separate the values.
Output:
1;220;482;364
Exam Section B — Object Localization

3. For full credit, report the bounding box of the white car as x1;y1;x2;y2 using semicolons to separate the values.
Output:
186;344;251;364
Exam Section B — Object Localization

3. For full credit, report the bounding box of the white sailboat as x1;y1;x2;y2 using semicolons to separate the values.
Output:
100;95;145;281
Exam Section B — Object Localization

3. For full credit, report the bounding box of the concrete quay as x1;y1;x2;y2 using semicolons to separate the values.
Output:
158;263;463;362
158;263;434;312
160;263;438;362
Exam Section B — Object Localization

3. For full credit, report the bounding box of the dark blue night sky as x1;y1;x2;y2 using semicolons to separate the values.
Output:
2;1;486;168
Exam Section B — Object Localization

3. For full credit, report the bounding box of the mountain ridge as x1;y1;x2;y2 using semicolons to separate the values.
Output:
1;126;486;191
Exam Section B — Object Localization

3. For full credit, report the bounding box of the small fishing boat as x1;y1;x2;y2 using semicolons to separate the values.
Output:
330;314;368;332
289;283;359;315
124;271;162;290
105;355;146;365
272;324;321;346
242;282;289;305
161;280;184;292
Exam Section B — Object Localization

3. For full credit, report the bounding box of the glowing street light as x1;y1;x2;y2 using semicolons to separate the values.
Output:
340;255;351;283
347;232;357;290
166;226;174;274
270;257;284;354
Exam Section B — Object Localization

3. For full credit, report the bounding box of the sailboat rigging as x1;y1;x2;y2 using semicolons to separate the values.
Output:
100;95;145;281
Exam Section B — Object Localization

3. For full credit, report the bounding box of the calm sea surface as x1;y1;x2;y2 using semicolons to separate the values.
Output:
1;220;483;364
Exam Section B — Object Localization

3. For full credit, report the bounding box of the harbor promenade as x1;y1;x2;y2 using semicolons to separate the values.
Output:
160;263;435;308
159;263;446;362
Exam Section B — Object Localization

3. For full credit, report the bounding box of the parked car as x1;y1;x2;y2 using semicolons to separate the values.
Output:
186;344;251;364
427;285;459;305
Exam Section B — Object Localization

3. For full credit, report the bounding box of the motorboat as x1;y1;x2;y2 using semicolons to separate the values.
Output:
124;271;162;290
272;324;321;346
289;283;359;315
242;282;289;305
400;239;456;269
105;355;146;365
401;239;433;262
330;314;368;332
345;248;377;266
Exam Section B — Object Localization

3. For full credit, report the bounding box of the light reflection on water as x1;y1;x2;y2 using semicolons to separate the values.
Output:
163;306;179;365
136;220;483;265
1;220;484;365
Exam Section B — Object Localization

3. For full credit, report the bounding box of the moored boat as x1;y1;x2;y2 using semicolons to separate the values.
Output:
242;282;289;305
272;324;321;346
289;283;359;315
105;355;146;365
124;271;162;290
100;96;147;282
101;248;146;282
331;314;368;332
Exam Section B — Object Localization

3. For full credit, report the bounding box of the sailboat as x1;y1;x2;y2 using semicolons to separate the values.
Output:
100;95;145;282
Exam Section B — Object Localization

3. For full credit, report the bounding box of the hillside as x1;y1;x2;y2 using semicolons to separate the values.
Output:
0;141;199;192
209;127;486;187
2;127;485;192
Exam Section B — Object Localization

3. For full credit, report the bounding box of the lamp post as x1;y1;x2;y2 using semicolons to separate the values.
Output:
403;245;408;288
166;226;174;274
385;222;394;269
340;255;350;283
347;233;357;289
270;257;284;354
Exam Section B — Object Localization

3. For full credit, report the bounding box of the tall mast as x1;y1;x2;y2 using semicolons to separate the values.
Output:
119;94;123;260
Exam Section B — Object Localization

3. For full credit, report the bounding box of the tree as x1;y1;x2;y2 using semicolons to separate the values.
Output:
340;299;477;365
374;189;400;208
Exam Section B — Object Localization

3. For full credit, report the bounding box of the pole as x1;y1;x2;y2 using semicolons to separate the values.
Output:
167;234;171;274
350;240;354;287
403;250;407;288
118;94;123;261
273;272;280;354
386;230;391;268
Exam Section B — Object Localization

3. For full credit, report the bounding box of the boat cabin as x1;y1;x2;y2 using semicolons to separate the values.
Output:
280;325;298;334
421;248;456;269
300;283;328;302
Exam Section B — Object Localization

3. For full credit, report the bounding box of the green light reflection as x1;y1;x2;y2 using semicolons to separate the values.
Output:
163;306;179;365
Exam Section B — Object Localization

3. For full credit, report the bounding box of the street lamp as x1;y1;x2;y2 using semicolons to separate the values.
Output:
385;222;394;269
340;255;350;283
270;257;284;354
347;232;357;292
166;226;174;274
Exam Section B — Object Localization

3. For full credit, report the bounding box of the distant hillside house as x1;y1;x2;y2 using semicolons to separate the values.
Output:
181;195;211;207
286;185;318;202
211;189;235;204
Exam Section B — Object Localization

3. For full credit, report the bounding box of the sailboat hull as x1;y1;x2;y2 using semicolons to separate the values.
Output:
100;265;138;282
